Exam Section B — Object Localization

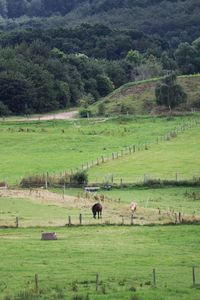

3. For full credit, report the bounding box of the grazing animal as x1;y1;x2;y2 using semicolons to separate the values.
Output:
92;203;102;219
94;194;100;201
130;201;137;214
99;194;105;202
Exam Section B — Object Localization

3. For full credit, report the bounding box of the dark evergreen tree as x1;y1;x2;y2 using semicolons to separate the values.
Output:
155;73;187;109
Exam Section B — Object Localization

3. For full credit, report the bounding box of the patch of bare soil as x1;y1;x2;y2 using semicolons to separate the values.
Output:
0;188;78;207
19;110;78;121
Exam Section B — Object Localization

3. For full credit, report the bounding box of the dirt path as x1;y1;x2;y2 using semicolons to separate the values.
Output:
16;110;78;122
0;188;77;207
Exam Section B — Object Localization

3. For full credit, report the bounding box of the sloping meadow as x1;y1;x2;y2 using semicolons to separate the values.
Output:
0;115;196;185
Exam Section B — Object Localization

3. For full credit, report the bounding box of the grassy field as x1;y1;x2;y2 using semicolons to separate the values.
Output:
0;225;200;300
60;186;200;216
90;75;200;115
87;124;200;183
0;101;199;300
0;115;196;184
1;186;200;227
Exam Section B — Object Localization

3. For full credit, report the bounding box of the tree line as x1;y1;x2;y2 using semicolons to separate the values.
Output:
0;24;199;116
0;0;199;47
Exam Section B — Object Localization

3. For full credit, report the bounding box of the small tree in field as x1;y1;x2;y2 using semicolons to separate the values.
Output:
97;102;105;116
71;171;88;185
155;73;187;110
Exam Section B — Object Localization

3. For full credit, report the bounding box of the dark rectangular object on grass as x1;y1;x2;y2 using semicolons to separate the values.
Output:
41;232;57;240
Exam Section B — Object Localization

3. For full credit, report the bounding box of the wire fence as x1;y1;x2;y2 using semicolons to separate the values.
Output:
3;118;200;188
71;118;200;176
89;173;200;186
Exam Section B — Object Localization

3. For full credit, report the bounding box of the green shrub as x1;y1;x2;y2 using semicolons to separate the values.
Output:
71;171;88;185
20;173;71;188
79;108;92;118
97;102;105;116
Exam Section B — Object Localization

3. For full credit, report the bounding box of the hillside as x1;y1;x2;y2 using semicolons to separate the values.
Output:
88;124;200;184
0;0;199;116
0;115;194;184
90;75;200;116
0;0;199;45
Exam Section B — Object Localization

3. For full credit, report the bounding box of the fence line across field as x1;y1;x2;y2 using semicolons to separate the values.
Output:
13;171;200;189
31;266;200;294
70;118;200;175
3;118;200;188
90;172;200;185
30;118;197;178
1;209;197;228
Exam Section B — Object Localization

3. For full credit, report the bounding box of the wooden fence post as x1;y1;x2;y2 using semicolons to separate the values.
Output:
79;214;82;225
192;267;196;286
176;172;178;181
174;213;178;224
153;268;156;286
120;178;123;187
16;217;19;228
96;273;99;291
45;172;48;189
131;214;134;225
121;216;124;225
178;212;182;223
144;174;148;183
35;274;39;293
68;216;71;226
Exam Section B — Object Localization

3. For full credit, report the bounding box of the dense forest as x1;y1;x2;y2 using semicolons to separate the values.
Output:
0;0;199;45
0;1;199;115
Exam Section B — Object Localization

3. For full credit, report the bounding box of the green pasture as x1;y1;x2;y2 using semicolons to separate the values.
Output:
0;187;199;229
0;115;195;184
88;125;200;183
1;186;200;227
61;186;200;216
0;197;69;227
0;226;200;300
